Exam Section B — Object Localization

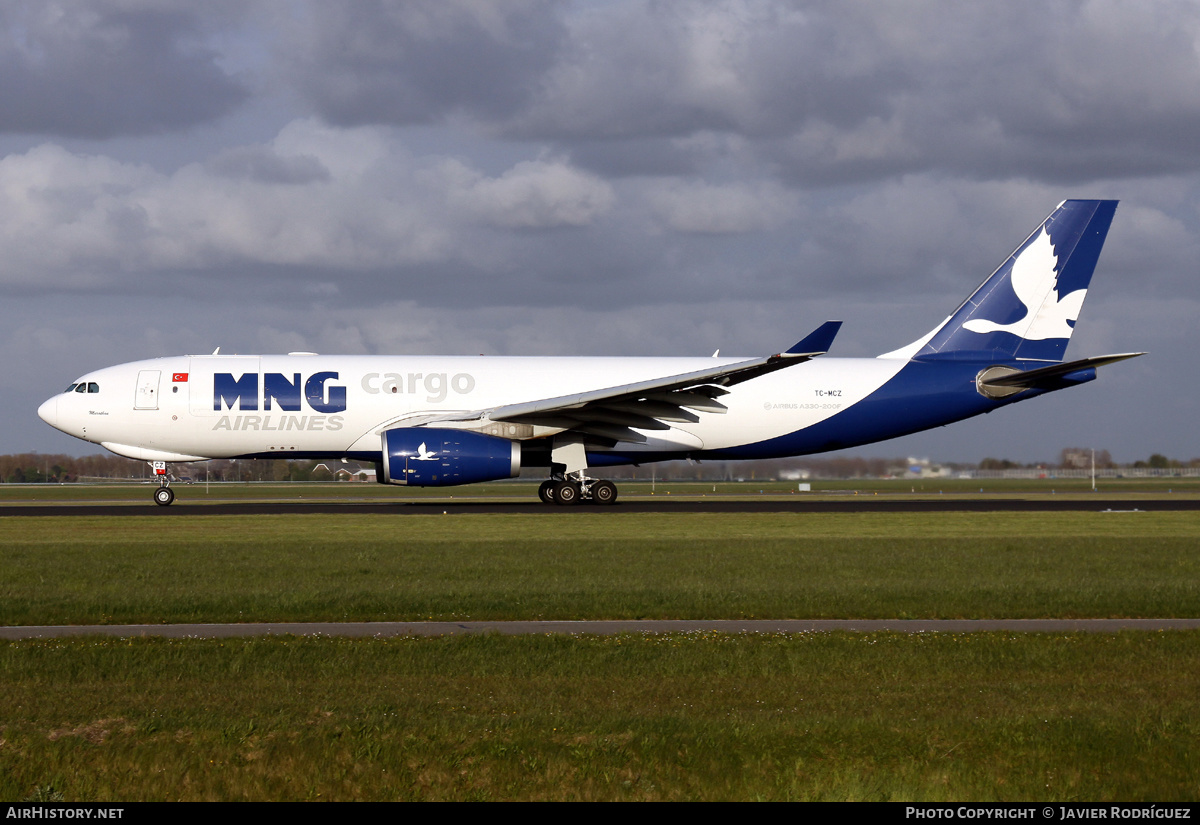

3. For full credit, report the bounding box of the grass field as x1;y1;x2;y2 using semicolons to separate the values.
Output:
0;511;1197;623
1;493;1197;801
2;633;1197;801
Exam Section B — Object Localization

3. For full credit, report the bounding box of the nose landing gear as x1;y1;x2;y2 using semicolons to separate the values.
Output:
151;461;174;506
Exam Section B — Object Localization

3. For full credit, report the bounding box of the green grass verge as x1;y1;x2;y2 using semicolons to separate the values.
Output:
0;512;1196;624
2;510;1196;801
1;477;1198;505
1;632;1196;801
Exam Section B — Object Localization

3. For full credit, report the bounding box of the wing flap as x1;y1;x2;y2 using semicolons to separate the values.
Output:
566;408;673;430
640;391;729;413
593;399;701;424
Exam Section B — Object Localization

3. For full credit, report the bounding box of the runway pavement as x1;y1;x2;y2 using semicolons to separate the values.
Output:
3;619;1200;640
2;497;1198;516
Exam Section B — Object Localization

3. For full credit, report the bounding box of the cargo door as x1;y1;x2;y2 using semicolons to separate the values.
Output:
134;370;160;410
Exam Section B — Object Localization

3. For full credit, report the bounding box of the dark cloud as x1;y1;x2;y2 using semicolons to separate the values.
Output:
507;2;906;141
569;138;703;179
275;1;1200;183
282;1;566;127
0;3;247;138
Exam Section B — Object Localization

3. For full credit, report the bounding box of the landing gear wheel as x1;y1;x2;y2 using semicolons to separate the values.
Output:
591;480;618;505
538;480;556;504
553;480;581;505
154;486;175;507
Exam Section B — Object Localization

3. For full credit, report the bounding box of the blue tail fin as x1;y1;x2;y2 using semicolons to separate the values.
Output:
910;200;1118;363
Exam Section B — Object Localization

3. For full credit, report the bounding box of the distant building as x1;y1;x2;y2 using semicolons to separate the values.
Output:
904;457;950;479
312;462;376;481
1060;448;1092;469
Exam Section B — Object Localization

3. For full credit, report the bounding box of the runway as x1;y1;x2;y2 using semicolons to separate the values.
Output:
2;497;1198;516
3;618;1200;640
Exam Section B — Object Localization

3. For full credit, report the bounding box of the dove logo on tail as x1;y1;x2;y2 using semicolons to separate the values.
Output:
960;227;1084;341
914;199;1118;363
38;200;1141;507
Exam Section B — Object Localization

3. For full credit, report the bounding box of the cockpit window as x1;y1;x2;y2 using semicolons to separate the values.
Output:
74;384;86;393
65;384;77;393
88;382;99;393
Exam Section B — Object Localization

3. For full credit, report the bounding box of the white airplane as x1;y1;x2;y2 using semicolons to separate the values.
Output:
39;200;1141;506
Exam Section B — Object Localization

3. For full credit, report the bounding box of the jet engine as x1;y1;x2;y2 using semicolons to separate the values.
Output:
379;428;521;486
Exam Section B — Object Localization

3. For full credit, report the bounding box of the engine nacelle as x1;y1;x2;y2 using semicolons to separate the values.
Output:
379;427;521;486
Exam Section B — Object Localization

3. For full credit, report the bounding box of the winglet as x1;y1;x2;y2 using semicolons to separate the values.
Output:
785;321;842;356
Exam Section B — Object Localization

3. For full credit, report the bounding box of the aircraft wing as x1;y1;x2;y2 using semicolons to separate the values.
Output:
433;321;842;444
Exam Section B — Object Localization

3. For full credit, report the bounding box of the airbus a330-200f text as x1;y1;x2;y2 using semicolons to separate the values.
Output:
38;200;1141;506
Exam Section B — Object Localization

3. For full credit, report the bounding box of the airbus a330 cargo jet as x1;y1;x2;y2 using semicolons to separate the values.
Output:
39;200;1141;506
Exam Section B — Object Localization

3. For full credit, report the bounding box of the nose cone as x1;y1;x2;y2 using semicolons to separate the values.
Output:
37;396;59;430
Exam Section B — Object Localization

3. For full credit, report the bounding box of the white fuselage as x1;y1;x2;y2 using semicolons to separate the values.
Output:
39;352;910;463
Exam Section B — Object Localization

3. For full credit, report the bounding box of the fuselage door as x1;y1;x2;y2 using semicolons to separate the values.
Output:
134;370;161;410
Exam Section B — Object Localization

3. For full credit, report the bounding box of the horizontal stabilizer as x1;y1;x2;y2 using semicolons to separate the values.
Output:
979;352;1144;389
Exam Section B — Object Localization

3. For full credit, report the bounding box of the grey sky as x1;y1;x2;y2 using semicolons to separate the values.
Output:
4;0;1196;464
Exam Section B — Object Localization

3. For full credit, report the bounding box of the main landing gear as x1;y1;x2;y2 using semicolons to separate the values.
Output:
538;475;619;506
151;461;174;506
